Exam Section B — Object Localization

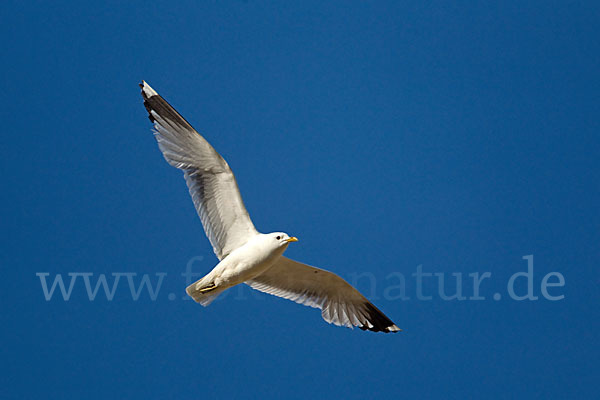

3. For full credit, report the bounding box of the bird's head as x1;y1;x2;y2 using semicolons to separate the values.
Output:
270;232;299;248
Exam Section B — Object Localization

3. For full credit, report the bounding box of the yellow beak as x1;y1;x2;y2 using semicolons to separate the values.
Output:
285;237;299;243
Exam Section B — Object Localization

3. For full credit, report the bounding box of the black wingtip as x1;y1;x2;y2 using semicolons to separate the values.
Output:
139;81;157;123
142;99;155;123
360;302;401;333
138;82;196;130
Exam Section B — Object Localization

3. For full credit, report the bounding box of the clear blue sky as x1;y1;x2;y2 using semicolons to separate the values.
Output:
2;1;598;398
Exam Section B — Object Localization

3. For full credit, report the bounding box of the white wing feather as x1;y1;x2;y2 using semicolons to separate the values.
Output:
247;257;400;333
140;81;258;259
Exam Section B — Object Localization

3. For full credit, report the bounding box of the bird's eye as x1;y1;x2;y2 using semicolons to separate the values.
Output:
276;236;281;240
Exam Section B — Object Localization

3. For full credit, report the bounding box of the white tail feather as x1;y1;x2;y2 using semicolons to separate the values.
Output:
186;279;225;307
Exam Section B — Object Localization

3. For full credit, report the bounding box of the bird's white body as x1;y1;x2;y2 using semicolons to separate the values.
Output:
196;234;289;290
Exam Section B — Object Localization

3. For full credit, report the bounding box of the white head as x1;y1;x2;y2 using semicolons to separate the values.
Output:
268;232;299;248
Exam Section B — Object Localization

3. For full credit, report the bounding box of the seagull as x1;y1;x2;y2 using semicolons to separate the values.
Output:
140;81;400;333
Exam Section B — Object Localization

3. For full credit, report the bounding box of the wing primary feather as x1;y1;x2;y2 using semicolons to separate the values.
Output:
140;81;258;259
247;256;401;333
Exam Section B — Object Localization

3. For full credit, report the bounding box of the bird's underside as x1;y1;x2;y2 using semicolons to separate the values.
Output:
140;80;400;333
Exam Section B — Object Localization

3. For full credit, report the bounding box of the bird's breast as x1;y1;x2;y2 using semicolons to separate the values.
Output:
217;241;286;286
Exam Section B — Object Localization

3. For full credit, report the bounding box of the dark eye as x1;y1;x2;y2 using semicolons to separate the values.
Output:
276;236;281;240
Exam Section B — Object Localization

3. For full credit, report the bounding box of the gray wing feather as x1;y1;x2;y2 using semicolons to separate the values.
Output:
140;81;258;259
247;256;400;333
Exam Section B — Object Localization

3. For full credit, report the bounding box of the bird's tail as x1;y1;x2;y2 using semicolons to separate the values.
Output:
186;278;225;307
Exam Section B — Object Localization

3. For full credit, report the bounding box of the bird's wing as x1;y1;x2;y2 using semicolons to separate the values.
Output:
246;256;400;333
140;81;258;260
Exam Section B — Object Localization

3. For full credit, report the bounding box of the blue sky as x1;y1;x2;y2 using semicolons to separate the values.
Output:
2;0;599;398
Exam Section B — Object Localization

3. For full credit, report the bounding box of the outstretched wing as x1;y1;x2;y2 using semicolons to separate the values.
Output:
140;81;258;260
246;256;400;333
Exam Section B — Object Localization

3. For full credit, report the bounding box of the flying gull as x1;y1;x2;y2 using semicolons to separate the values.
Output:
140;81;400;333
